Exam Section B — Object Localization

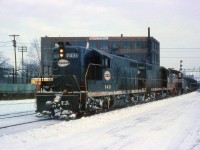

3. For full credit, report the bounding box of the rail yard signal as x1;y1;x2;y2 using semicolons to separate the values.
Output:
180;60;183;71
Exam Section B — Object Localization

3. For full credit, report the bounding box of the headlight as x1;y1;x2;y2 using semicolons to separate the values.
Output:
60;49;64;53
60;53;64;57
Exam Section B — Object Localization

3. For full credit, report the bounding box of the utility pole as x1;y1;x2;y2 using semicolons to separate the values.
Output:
9;34;19;83
18;46;27;84
18;46;27;69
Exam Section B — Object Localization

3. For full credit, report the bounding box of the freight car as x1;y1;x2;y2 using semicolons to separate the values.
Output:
183;76;198;93
35;42;198;118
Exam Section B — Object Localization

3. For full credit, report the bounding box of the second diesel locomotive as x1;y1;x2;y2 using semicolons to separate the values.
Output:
35;42;198;118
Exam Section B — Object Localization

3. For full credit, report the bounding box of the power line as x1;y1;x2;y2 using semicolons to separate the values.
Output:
0;41;11;43
0;45;11;47
161;48;200;49
18;42;36;45
161;57;200;58
162;51;200;52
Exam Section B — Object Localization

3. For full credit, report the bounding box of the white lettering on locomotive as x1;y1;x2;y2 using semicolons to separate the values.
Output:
105;85;112;90
66;53;79;58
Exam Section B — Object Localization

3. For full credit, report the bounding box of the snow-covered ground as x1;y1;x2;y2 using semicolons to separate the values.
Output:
1;91;200;150
0;99;35;114
0;99;60;136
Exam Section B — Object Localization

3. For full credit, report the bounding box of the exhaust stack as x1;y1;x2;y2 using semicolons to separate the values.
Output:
148;27;151;64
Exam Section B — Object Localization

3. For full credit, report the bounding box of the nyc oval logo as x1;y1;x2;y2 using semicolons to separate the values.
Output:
57;59;70;67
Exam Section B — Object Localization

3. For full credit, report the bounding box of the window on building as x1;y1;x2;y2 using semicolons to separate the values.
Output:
111;41;120;49
151;42;153;49
123;41;132;49
135;41;142;49
151;42;159;51
155;42;160;51
77;40;87;47
89;40;97;48
99;40;108;49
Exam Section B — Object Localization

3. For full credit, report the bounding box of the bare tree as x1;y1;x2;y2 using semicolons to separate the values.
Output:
23;39;41;82
0;51;11;68
28;39;41;65
0;52;12;83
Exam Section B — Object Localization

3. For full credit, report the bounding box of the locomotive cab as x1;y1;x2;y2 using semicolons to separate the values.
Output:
84;49;111;92
52;44;83;92
36;42;87;117
36;43;113;118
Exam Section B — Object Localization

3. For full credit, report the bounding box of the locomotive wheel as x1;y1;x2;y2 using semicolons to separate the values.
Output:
76;112;84;118
51;109;55;117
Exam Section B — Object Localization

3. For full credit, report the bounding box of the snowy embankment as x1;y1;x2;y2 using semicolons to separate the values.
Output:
0;99;35;114
0;99;60;136
1;92;200;150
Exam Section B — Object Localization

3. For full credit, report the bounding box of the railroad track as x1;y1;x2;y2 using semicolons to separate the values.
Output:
0;118;53;130
0;111;36;119
0;102;34;106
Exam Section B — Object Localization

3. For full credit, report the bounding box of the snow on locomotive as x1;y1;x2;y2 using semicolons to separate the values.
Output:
35;42;198;118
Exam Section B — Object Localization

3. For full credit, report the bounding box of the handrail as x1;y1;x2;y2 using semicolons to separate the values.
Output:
72;75;82;101
84;63;103;97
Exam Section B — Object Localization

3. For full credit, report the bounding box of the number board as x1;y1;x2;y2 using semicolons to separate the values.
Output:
66;53;79;58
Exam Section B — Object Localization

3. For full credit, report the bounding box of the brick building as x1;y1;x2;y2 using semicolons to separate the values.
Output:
41;29;160;76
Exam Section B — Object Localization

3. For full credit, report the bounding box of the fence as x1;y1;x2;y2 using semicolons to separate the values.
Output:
0;84;37;100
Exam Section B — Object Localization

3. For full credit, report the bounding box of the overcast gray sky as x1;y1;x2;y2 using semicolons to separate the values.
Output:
0;0;200;72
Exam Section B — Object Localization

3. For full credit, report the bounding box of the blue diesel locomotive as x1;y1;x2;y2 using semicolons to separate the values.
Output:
35;42;198;118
